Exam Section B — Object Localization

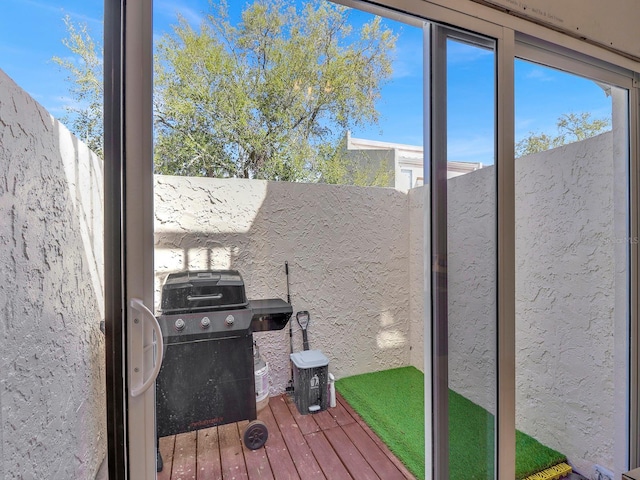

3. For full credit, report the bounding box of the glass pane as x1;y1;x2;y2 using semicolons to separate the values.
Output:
152;1;427;478
152;0;419;190
446;36;497;479
515;59;628;479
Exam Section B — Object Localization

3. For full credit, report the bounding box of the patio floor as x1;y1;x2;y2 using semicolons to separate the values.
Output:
157;392;416;480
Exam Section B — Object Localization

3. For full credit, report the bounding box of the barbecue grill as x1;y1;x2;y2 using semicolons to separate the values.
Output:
155;270;292;471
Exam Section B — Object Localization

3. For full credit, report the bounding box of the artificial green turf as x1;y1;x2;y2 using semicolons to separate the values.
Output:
335;366;566;480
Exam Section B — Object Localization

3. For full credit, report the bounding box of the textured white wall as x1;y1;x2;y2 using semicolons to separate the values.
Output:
447;165;497;413
408;186;427;371
154;176;413;394
153;133;621;475
0;70;106;478
440;132;620;475
515;132;619;475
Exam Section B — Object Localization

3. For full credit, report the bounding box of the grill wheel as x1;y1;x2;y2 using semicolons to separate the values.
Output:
243;420;269;450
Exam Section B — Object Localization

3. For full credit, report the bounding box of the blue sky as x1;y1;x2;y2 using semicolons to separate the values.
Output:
1;0;612;166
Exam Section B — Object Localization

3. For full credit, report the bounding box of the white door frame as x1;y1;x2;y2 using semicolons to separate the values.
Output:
104;0;640;478
104;0;156;477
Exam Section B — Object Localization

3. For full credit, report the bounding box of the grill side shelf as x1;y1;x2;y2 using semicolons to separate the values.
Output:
249;298;292;332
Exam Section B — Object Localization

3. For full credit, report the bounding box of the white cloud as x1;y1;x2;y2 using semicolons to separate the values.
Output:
447;133;495;164
391;30;424;79
447;40;493;65
19;0;64;15
516;117;537;131
154;0;205;30
525;68;556;82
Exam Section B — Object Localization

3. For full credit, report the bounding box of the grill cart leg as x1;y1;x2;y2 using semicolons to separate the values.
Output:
156;441;163;472
243;420;268;450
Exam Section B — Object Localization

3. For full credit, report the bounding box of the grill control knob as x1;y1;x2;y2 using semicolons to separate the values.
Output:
174;318;185;331
201;317;211;329
225;314;235;326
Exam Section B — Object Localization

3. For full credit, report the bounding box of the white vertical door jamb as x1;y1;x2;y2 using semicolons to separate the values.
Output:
429;22;450;480
611;82;634;476
124;0;156;477
496;26;516;480
629;78;640;470
422;20;433;480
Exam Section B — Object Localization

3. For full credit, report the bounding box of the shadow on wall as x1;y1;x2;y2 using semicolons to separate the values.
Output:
154;176;417;394
0;69;106;479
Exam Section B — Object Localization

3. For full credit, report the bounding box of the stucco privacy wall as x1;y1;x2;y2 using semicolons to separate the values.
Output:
515;131;619;475
154;134;619;475
408;185;427;371
447;165;498;413
154;176;412;392
0;70;106;478
439;132;620;475
407;166;499;403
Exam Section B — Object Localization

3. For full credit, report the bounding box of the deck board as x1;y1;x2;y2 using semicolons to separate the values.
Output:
259;399;300;480
171;431;197;480
337;394;417;479
270;395;326;479
158;393;416;480
323;426;380;480
284;394;321;435
157;434;175;480
305;431;354;480
342;422;408;480
311;409;339;431
196;427;222;479
327;398;357;427
218;423;249;480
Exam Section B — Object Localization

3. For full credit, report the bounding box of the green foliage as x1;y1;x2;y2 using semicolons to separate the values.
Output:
353;161;394;187
516;112;610;158
314;142;393;187
153;0;397;181
53;16;103;158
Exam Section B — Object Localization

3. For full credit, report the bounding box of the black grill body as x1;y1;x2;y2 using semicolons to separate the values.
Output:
156;270;291;440
156;309;256;437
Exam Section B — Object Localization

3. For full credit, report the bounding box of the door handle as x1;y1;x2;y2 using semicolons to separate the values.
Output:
129;298;164;397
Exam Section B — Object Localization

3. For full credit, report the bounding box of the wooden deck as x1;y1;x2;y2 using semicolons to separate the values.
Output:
157;392;417;480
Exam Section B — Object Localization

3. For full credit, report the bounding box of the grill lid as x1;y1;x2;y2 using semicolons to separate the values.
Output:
161;270;248;314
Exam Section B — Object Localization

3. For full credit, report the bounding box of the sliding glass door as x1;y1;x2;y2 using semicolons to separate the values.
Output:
428;17;637;480
106;1;639;479
514;43;633;478
430;24;498;480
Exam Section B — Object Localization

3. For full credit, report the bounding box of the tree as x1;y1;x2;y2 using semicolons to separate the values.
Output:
314;141;393;187
516;112;610;158
53;16;103;158
153;0;397;181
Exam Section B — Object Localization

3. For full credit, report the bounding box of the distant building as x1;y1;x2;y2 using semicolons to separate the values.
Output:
343;131;484;192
